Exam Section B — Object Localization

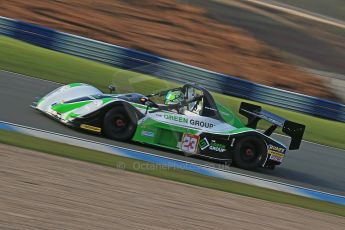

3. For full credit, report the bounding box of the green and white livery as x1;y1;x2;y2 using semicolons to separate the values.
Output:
32;83;305;170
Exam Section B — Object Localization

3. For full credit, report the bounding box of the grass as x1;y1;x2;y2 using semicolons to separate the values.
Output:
0;129;344;216
1;36;345;149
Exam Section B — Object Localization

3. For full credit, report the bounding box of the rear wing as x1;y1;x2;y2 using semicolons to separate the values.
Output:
239;102;305;150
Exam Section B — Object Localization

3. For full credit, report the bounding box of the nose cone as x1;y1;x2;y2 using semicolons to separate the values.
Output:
36;83;102;112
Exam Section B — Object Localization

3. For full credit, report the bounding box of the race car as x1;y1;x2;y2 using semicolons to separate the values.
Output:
32;82;305;170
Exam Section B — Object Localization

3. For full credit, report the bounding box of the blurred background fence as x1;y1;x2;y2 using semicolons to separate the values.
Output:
1;16;344;122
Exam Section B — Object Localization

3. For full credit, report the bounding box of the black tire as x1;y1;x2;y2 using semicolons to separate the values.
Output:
232;136;267;170
103;105;138;141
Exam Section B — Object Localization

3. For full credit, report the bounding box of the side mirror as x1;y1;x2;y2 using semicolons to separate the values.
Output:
108;85;116;94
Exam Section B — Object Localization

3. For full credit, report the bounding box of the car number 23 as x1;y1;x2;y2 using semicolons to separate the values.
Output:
181;134;200;154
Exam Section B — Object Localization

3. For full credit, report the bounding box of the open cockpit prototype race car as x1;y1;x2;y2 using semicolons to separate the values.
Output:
32;82;305;170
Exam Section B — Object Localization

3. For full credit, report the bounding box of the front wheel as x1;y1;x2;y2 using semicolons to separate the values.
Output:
232;136;267;170
103;105;138;141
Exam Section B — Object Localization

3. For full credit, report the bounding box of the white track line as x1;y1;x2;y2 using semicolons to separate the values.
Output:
0;70;62;85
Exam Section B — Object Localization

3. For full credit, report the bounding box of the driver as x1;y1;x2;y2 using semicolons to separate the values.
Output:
164;90;185;114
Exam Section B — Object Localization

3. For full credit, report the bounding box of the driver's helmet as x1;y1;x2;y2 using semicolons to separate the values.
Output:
164;90;184;105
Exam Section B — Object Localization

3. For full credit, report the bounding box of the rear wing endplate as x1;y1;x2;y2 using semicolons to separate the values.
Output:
239;102;305;150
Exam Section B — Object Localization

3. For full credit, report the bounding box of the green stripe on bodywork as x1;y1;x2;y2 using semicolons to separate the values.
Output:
216;102;244;128
101;98;115;104
228;127;253;134
65;112;81;120
138;117;193;134
68;83;83;87
52;101;91;113
131;103;150;110
133;117;198;150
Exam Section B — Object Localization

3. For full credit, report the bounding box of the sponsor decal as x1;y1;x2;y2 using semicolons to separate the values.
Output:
164;114;188;123
268;145;285;153
267;144;285;161
189;119;214;128
163;114;214;128
181;134;200;154
209;140;226;153
141;130;155;138
268;151;285;158
269;154;283;163
199;137;210;150
199;138;226;153
80;124;101;132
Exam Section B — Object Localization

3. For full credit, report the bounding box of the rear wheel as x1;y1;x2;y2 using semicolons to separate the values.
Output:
232;136;267;170
103;106;138;141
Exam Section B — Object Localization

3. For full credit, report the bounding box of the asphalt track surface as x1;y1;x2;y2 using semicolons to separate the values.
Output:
1;70;345;196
